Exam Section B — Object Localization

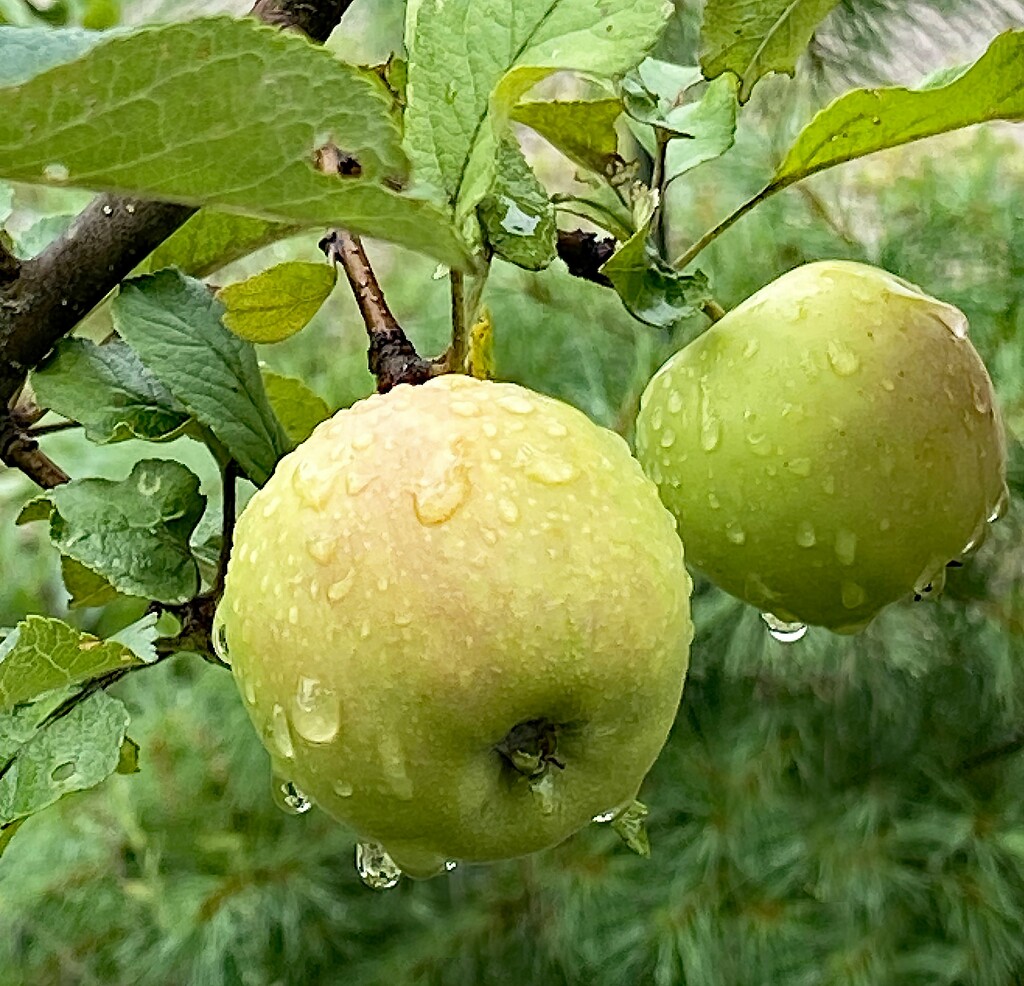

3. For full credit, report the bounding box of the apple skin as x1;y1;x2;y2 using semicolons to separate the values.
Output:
217;375;692;875
635;260;1007;633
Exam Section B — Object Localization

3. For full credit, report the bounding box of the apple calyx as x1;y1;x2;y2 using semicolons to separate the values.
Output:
495;718;565;778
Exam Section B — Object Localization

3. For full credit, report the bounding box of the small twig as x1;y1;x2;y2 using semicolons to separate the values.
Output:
672;181;779;270
213;460;238;598
0;417;70;488
320;230;439;392
959;729;1024;774
702;299;727;322
447;270;468;372
26;420;81;437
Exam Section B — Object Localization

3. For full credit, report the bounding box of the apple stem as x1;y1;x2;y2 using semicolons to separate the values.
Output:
320;230;442;393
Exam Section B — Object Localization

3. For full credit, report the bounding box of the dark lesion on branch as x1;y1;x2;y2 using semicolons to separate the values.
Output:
319;230;441;393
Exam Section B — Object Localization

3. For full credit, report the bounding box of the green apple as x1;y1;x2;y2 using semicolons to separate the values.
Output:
635;260;1007;633
217;374;692;878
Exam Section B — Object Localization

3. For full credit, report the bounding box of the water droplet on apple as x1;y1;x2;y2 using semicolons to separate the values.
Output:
659;428;676;449
444;860;457;872
497;394;535;415
523;453;578;486
272;774;312;815
413;446;470;526
707;491;721;510
667;391;683;414
592;809;618;823
333;779;354;797
786;458;812;477
725;522;746;546
351;431;374;450
242;674;257;706
327;568;356;601
841;581;866;609
530;773;556;815
449;400;479;418
760;612;808;643
795;520;816;547
212;618;231;664
834;529;857;566
826;339;860;377
988;486;1010;523
743;338;760;359
699;382;720;451
497;497;520;524
269;704;295;759
292;461;332;509
355;841;402;889
292;675;340;744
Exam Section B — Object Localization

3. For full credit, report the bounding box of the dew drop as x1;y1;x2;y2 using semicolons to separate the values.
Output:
497;497;520;524
333;779;354;797
834;529;857;566
667;391;683;414
988;486;1010;523
43;162;70;182
786;458;812;477
306;535;336;565
743;338;760;359
760;612;808;643
327;569;356;601
272;775;312;815
546;421;569;438
530;773;556;815
650;406;664;431
592;809;618;823
841;581;866;609
444;860;458;872
482;420;498;438
524;454;578;486
795;520;816;548
269;704;295;759
725;522;746;546
356;842;402;889
826;339;860;377
351;431;374;450
293;461;333;508
345;469;374;496
449;400;479;418
659;428;676;449
881;378;895;392
708;491;721;510
292;675;340;744
101;204;113;216
242;675;257;706
413;447;470;526
212;619;231;664
51;761;76;782
497;394;535;415
699;381;721;451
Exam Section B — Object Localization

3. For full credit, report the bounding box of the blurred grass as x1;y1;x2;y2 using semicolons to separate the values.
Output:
3;2;1024;984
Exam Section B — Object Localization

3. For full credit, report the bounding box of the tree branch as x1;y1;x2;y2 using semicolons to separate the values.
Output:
320;230;440;392
0;417;70;488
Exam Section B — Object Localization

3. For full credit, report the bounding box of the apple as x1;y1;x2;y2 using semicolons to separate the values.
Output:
635;260;1007;633
216;374;693;878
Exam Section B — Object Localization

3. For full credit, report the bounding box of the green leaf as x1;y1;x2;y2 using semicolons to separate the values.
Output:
610;800;651;857
17;459;205;605
141;211;301;278
404;0;672;230
61;556;121;609
774;30;1024;186
0;18;473;270
217;261;337;344
665;74;739;181
478;136;556;271
32;338;190;445
0;817;24;858
112;270;291;485
0;25;111;86
511;97;623;175
0;690;129;825
116;736;140;775
0;615;152;713
700;0;840;102
601;223;711;327
622;59;703;130
263;372;332;445
10;212;74;258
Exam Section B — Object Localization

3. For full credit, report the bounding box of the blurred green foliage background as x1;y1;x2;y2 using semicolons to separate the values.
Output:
3;1;1024;984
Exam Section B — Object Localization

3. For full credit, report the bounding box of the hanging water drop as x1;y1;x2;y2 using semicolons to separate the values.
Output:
272;775;312;815
444;860;457;872
269;704;295;759
291;675;341;743
988;486;1010;523
355;841;402;889
760;612;808;643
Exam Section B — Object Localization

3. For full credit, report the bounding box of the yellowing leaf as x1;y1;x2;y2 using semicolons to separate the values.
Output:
218;262;336;344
